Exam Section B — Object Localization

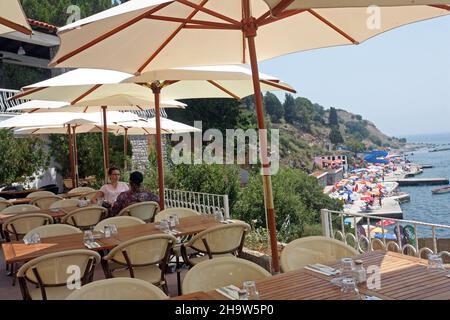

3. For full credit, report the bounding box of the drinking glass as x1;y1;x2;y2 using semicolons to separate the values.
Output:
104;225;111;238
341;277;360;297
243;281;260;300
110;224;118;235
30;233;41;244
160;220;170;231
340;258;355;277
428;253;445;271
84;230;94;244
215;210;225;222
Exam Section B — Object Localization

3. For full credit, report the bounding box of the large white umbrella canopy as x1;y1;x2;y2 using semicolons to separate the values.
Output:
50;0;450;72
11;68;184;106
113;118;201;135
0;0;32;36
48;0;450;273
8;98;186;113
124;65;296;100
0;111;141;129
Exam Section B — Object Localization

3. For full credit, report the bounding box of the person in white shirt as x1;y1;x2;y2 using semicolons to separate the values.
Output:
91;167;129;206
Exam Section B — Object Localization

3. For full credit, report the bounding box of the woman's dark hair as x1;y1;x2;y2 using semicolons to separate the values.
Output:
129;171;144;186
108;167;120;176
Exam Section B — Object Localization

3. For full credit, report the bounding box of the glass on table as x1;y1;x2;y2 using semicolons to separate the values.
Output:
83;230;94;244
110;224;118;235
340;277;360;299
243;281;260;300
340;257;355;277
30;233;41;244
428;253;445;271
160;219;170;231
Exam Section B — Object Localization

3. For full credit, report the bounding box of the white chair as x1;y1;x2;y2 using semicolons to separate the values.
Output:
62;206;108;230
28;191;55;199
66;278;168;300
1;204;39;214
102;234;176;293
94;216;145;232
118;201;160;223
0;200;12;212
49;199;81;209
24;224;82;241
31;195;63;210
2;213;54;241
67;187;96;199
17;250;101;300
180;222;250;267
155;207;201;222
280;236;359;273
182;257;271;295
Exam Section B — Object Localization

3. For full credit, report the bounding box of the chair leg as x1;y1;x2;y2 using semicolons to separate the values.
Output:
176;255;182;296
11;263;17;286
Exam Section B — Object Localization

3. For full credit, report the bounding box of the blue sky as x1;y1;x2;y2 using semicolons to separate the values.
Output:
259;15;450;138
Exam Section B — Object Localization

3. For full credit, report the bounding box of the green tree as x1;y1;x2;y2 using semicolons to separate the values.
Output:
329;107;339;127
48;133;131;181
234;168;341;242
295;97;314;132
329;126;344;145
346;139;366;157
345;121;370;140
264;92;284;123
283;93;296;124
21;0;112;27
0;129;49;185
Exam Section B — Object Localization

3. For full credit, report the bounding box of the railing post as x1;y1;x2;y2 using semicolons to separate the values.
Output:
321;209;331;238
224;194;230;219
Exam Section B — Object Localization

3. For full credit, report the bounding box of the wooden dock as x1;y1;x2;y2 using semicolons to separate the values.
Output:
394;178;449;186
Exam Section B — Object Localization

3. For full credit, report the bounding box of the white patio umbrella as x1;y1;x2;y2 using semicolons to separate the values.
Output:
47;0;450;272
0;0;32;35
1;111;141;187
10;69;186;180
13;66;293;210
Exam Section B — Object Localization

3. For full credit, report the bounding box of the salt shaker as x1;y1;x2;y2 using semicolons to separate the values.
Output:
352;260;366;284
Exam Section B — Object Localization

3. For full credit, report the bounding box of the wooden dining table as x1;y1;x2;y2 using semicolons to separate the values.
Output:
172;250;450;300
0;207;73;225
1;215;221;265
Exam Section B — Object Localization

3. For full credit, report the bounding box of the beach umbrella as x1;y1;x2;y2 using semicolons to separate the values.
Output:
13;66;294;210
9;69;186;181
0;0;32;35
376;219;396;227
2;111;141;187
47;0;450;273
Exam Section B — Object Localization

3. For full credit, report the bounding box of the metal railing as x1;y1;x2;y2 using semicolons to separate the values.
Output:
164;189;230;219
321;209;450;260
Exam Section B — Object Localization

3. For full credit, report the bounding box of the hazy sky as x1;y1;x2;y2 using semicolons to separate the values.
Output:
259;15;450;138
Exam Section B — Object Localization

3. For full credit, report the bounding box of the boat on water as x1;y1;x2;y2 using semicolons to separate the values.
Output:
431;186;450;194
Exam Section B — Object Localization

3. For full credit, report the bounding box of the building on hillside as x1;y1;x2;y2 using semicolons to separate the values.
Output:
314;155;348;172
309;171;328;188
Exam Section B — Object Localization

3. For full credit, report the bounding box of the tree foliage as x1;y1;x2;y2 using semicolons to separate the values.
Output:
328;107;339;127
329;126;344;145
234;168;341;242
21;0;112;26
0;129;49;185
48;133;131;180
283;93;296;124
264;92;284;123
346;139;366;157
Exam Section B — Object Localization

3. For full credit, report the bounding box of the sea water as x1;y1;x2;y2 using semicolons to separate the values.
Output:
400;134;450;238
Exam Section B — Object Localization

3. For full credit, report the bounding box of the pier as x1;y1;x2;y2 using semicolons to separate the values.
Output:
392;178;449;186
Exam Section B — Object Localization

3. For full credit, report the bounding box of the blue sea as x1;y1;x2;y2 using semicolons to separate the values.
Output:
400;133;450;238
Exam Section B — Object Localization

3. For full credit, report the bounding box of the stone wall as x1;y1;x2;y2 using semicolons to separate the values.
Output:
130;135;149;171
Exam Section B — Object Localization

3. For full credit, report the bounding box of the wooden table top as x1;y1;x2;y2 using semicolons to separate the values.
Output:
7;198;32;205
0;208;70;225
58;191;93;199
1;215;221;264
174;251;450;301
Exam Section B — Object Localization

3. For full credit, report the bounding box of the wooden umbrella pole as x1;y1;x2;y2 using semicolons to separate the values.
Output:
72;126;79;188
151;83;165;210
124;127;129;172
67;124;76;190
243;0;280;273
102;106;109;182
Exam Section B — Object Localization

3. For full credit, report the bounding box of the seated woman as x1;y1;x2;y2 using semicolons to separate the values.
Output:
91;167;129;207
110;171;159;216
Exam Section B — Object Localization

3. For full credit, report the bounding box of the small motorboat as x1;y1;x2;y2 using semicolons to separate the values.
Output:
431;186;450;194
